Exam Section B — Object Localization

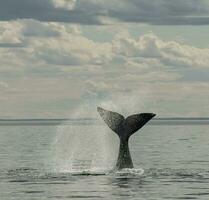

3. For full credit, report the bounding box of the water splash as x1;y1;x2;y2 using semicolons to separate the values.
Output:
49;91;150;175
51;120;118;174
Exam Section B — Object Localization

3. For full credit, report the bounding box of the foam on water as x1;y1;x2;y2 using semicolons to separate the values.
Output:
115;168;144;176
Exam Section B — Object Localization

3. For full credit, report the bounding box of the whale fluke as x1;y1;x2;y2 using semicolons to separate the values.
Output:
97;107;156;170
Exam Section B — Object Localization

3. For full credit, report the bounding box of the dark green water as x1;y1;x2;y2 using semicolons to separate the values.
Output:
0;122;209;199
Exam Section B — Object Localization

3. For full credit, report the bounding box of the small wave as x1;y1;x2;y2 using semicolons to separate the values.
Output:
51;166;111;176
52;167;145;176
66;167;110;176
6;167;110;179
69;171;107;176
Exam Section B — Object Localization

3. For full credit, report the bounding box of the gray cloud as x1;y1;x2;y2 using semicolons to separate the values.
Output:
0;0;209;25
22;20;60;37
0;0;101;24
0;43;24;48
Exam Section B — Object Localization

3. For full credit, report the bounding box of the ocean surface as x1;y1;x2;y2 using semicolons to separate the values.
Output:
1;119;209;200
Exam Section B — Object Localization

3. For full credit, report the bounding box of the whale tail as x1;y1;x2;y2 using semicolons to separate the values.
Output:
97;107;155;141
97;107;156;170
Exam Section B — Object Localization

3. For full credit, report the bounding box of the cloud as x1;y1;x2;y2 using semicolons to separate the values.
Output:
113;33;209;68
0;0;209;25
52;0;76;10
108;0;209;25
1;20;209;81
1;20;209;117
22;19;60;37
0;81;8;89
0;0;101;24
32;32;113;66
0;21;23;46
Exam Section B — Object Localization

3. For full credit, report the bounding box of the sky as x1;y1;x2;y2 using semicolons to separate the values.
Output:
0;0;209;118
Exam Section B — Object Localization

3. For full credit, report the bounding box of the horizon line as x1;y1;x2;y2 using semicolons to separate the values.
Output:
0;117;209;121
0;118;209;126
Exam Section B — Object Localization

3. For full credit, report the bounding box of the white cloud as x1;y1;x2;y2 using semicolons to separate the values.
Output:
0;21;23;44
51;0;76;10
31;33;113;66
2;20;209;71
0;81;8;89
113;33;209;68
